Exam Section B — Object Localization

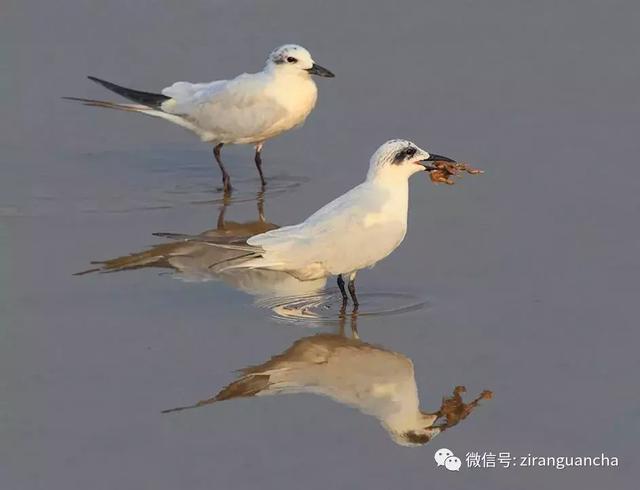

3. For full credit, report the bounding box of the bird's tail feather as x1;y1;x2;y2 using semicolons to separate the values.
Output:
204;242;261;254
161;374;270;414
207;250;262;271
62;95;201;133
152;232;197;241
86;75;169;108
61;97;150;113
160;396;219;414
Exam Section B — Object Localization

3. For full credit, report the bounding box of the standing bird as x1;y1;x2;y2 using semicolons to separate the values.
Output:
209;139;461;306
64;44;335;192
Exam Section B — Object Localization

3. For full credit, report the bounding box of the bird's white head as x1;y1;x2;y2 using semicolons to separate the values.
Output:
266;44;335;78
366;139;456;183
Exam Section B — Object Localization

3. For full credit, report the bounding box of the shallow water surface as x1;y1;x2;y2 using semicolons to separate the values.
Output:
2;1;640;489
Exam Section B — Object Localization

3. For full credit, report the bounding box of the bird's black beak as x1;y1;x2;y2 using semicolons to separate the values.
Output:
418;153;456;171
306;63;335;78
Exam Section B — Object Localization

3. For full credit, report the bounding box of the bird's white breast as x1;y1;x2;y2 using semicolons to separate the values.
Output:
266;74;318;131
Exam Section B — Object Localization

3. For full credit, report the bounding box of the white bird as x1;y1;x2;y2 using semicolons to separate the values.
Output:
162;332;444;446
64;44;335;192
210;139;459;305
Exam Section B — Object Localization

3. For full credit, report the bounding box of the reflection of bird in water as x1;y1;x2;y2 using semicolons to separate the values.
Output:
75;194;327;298
163;314;491;447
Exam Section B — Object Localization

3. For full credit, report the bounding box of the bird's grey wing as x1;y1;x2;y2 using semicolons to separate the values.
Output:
257;335;420;417
161;335;416;414
242;334;414;384
163;334;351;414
239;334;349;377
161;73;287;140
247;184;405;272
161;80;229;110
247;184;373;248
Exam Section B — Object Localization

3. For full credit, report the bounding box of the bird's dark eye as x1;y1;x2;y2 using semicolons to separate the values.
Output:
393;146;417;165
287;56;298;63
393;146;417;164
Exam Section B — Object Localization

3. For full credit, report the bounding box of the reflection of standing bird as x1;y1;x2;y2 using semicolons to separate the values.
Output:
74;197;327;297
209;140;460;306
163;322;492;446
163;332;441;446
64;44;334;192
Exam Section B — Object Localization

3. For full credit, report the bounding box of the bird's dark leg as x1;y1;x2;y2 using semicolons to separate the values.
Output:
254;143;266;187
337;274;348;305
213;143;232;193
347;272;359;308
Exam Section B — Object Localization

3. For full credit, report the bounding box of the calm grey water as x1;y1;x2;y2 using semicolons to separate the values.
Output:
2;1;639;489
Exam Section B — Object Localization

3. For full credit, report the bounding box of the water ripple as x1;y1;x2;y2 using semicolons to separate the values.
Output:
256;289;430;326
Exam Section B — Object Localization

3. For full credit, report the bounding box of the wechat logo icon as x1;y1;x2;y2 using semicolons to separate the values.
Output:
434;448;461;472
